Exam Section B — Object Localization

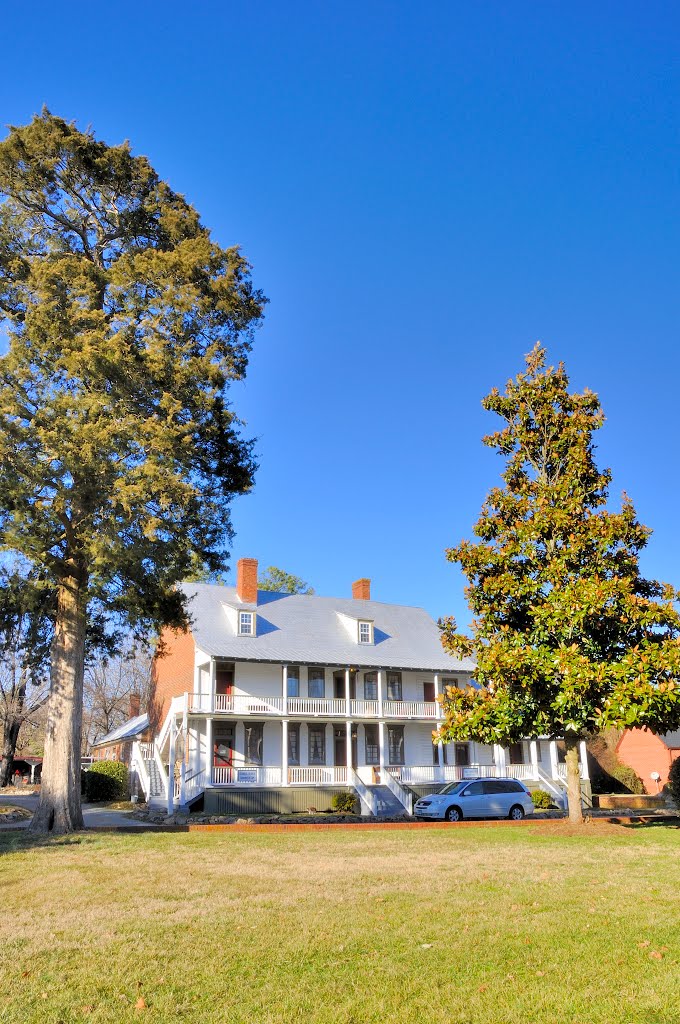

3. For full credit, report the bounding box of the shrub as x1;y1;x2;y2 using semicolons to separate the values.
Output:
609;763;645;795
667;757;680;807
331;791;358;814
83;760;128;802
530;789;553;809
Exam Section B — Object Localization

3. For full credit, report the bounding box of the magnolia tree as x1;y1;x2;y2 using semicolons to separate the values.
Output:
0;112;266;832
437;346;680;822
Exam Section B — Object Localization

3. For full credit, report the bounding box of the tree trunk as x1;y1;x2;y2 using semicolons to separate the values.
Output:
564;733;583;824
29;572;87;833
0;716;22;788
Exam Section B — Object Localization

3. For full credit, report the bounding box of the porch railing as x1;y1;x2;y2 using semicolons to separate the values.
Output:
287;766;349;785
382;700;439;719
287;698;346;717
211;765;283;786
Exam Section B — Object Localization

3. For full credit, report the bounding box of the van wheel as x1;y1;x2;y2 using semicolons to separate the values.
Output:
509;805;525;820
445;806;462;822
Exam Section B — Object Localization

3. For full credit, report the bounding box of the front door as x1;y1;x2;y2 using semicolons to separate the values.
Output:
334;726;358;768
213;724;235;768
216;663;234;696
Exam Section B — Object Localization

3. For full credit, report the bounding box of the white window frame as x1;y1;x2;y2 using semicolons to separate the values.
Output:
358;621;373;645
238;611;254;636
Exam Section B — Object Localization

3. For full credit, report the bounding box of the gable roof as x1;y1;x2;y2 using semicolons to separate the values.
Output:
180;583;474;673
92;713;149;749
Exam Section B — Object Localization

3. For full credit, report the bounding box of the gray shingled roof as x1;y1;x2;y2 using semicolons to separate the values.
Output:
661;730;680;748
92;713;149;748
181;583;474;673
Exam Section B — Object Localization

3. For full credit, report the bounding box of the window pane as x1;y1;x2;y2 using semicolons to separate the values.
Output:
386;673;402;701
359;622;372;644
364;724;379;765
286;667;300;698
244;724;263;765
308;668;325;699
387;725;405;765
509;742;524;764
288;725;300;765
364;672;377;700
308;726;326;765
455;743;469;766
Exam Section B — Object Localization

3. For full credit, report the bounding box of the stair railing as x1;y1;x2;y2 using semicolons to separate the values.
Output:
347;767;378;816
381;767;414;815
130;741;151;800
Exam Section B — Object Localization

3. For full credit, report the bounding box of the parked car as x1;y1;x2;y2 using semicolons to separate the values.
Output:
414;778;534;821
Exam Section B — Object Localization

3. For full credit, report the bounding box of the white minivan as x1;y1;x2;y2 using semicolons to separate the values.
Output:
414;778;535;821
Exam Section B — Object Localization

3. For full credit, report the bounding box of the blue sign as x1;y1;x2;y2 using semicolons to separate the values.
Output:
236;769;257;783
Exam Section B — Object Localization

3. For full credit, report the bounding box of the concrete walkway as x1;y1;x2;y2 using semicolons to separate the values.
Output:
0;792;150;828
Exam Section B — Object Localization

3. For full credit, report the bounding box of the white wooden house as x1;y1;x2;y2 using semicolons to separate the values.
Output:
109;558;588;815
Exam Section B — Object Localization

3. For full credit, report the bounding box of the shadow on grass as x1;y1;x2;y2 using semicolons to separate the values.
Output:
608;815;680;830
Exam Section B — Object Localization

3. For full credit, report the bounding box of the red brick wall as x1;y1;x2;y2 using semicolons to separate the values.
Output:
148;627;196;732
352;578;371;600
617;729;675;792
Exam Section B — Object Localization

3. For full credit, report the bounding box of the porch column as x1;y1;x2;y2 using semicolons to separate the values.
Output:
494;744;507;776
167;719;176;815
209;659;216;713
434;673;441;718
30;764;35;784
437;740;445;783
205;716;213;783
579;740;589;780
378;720;386;776
377;670;384;716
346;719;352;776
529;740;539;780
345;668;351;716
282;664;288;713
281;719;289;787
549;740;559;780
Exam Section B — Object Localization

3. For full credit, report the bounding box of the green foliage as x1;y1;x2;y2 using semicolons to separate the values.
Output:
0;111;267;636
331;791;358;814
83;760;128;801
530;789;553;809
438;346;680;751
610;764;645;794
258;567;314;595
667;757;680;806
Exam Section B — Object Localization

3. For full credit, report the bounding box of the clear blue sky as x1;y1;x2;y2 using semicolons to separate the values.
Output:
2;2;679;627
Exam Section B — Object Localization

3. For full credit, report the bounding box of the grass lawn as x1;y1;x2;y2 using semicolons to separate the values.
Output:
0;822;678;1024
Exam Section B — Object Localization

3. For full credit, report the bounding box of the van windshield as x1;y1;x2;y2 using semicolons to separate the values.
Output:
439;782;468;795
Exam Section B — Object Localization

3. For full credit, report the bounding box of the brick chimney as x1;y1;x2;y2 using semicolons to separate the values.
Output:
129;693;141;718
352;578;371;601
237;557;259;604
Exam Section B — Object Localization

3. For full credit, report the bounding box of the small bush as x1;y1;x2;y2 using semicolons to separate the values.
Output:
667;757;680;807
609;763;645;795
331;792;358;814
530;789;553;809
83;760;128;802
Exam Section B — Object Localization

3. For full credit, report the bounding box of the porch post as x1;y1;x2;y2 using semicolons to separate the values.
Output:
579;740;589;780
377;669;384;716
549;739;559;780
205;716;213;784
378;720;386;777
281;719;289;786
494;744;507;777
209;659;216;713
167;718;176;815
345;667;351;716
346;719;352;778
529;740;539;780
282;664;288;713
437;740;445;782
433;673;441;718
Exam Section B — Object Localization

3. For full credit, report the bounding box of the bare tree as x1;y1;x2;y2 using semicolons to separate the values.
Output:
0;559;53;787
82;644;152;752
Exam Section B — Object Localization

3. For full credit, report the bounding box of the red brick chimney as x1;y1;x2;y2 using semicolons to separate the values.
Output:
352;578;371;600
129;693;141;718
237;557;259;604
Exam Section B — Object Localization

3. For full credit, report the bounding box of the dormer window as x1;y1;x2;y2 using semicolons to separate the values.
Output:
358;621;373;645
238;611;255;636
